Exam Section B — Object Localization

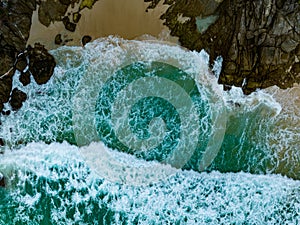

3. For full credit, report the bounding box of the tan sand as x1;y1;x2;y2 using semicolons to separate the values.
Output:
27;0;178;49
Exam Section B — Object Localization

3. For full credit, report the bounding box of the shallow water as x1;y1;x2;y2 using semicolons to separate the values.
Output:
0;37;299;224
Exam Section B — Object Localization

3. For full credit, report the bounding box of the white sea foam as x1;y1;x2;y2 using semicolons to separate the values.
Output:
0;37;300;223
0;141;299;224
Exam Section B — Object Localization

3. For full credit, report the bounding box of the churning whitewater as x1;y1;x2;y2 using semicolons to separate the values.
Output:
0;37;299;224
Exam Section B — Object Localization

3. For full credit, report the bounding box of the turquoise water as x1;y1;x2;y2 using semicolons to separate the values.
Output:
0;37;299;224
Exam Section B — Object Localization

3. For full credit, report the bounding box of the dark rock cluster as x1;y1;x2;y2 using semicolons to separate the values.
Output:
0;0;36;112
145;0;300;94
0;0;98;114
0;43;56;113
38;0;98;32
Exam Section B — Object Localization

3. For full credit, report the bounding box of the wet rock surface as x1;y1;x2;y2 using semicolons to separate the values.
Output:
81;35;92;46
0;173;5;188
0;0;35;111
0;75;13;107
146;0;300;94
9;88;27;111
28;43;56;85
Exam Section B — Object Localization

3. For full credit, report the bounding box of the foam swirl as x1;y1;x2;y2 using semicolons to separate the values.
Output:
72;37;227;185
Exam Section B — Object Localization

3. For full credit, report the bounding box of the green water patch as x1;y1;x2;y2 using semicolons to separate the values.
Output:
94;61;211;166
208;102;276;175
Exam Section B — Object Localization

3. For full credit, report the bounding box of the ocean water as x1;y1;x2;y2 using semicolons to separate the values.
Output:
0;37;299;224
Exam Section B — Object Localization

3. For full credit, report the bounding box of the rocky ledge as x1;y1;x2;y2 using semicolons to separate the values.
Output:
146;0;300;94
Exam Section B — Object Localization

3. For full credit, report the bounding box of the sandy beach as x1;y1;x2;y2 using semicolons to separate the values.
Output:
27;0;178;49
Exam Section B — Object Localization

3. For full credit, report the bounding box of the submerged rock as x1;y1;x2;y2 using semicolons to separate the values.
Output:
0;138;4;146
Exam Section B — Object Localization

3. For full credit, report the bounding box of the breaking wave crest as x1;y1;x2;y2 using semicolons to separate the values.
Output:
0;37;299;224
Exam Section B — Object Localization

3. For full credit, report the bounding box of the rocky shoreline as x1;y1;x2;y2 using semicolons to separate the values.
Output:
0;0;299;114
146;0;300;94
0;0;98;117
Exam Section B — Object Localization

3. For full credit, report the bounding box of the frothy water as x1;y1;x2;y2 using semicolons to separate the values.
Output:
0;142;300;224
0;37;299;223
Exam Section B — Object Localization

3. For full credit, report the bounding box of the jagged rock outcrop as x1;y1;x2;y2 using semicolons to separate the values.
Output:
0;0;98;106
0;0;99;113
146;0;300;94
27;43;56;85
9;88;27;111
0;0;36;110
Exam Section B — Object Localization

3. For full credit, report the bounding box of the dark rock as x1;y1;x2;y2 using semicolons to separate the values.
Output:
59;0;71;5
15;54;28;72
0;138;4;146
82;35;92;46
0;173;5;188
0;0;36;109
146;0;300;94
59;0;80;7
62;16;76;32
223;85;232;91
28;43;56;85
2;110;11;116
55;34;63;45
19;70;31;86
0;74;13;104
38;0;68;27
0;0;36;52
292;63;300;74
9;88;27;111
0;102;3;112
0;45;17;79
